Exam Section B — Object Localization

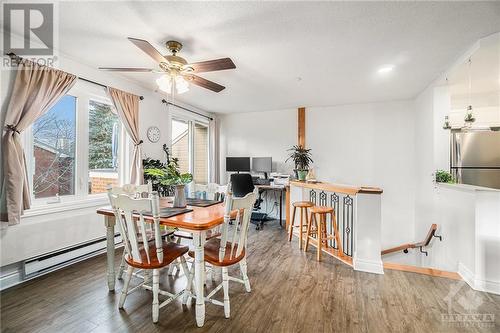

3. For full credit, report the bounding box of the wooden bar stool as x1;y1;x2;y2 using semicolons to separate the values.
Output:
305;206;343;261
288;201;314;249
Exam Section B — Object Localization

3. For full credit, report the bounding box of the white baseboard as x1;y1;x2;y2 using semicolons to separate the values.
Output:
353;257;384;275
474;278;500;295
458;262;500;295
0;270;22;290
458;262;474;286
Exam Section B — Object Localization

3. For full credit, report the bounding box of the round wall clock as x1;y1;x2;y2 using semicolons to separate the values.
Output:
147;126;161;143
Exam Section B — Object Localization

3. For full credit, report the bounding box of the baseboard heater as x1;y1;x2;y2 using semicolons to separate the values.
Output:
23;234;122;279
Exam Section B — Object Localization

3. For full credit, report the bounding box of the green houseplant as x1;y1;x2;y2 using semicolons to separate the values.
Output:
144;145;193;207
285;145;313;181
435;170;455;184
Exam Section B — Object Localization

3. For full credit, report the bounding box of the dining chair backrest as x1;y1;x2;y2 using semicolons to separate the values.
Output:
219;185;256;262
107;190;163;264
192;183;227;201
109;181;152;198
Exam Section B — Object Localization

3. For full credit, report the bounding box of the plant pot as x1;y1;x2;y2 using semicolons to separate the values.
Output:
297;170;308;181
173;185;187;208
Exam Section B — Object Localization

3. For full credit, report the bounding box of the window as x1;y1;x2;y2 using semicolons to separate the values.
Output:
193;123;209;184
171;119;190;174
88;100;120;194
171;117;209;184
25;83;129;206
32;95;76;199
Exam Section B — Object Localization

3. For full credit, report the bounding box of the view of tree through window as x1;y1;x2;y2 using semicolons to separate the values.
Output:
88;100;119;194
32;95;76;199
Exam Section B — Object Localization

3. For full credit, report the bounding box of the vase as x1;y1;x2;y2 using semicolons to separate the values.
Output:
173;184;187;208
297;170;308;181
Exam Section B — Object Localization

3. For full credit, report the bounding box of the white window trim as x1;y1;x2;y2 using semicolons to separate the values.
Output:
23;81;131;211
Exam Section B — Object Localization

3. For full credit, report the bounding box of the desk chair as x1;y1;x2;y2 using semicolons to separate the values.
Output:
230;174;255;197
230;174;267;230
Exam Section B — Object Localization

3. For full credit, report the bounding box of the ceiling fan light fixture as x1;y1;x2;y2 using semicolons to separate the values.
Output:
175;76;189;94
156;74;172;93
156;74;189;94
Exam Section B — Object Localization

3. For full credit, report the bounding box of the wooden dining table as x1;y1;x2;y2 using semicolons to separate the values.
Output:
96;198;227;328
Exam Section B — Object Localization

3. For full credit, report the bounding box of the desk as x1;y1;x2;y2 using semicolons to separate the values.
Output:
255;184;287;227
96;198;227;328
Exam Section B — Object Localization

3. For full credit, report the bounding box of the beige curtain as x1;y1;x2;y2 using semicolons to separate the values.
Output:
107;87;142;185
209;116;220;184
1;59;77;225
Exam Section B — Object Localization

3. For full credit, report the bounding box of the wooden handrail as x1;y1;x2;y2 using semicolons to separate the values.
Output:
381;224;441;256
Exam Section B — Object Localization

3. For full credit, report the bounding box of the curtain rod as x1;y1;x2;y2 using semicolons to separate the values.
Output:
78;77;144;100
161;99;213;121
6;52;144;100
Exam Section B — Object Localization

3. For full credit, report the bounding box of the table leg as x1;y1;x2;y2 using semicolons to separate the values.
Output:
193;230;206;327
279;190;283;227
104;216;116;292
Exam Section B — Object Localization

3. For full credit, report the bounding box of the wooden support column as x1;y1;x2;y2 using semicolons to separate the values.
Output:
298;107;305;148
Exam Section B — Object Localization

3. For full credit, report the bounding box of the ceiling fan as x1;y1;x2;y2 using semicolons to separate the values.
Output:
99;38;235;93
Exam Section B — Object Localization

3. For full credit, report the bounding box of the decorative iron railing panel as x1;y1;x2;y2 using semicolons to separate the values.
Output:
308;189;354;257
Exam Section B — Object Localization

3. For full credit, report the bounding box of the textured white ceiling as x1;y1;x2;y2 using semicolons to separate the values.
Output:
52;1;500;113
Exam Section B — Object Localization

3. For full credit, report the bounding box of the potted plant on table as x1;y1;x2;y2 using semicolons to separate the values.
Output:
285;145;313;181
144;152;193;207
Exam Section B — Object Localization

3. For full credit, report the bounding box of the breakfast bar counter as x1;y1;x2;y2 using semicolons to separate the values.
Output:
288;180;384;274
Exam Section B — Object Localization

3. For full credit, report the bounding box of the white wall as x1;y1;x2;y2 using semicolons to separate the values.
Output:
220;101;416;258
220;108;297;185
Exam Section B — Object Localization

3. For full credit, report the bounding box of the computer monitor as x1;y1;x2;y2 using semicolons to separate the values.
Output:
226;157;251;172
252;157;272;179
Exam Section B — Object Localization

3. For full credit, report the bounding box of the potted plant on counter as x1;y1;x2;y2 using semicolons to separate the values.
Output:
435;170;455;184
144;154;193;207
285;145;313;181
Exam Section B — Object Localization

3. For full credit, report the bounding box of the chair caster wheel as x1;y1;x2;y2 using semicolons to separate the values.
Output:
403;249;408;253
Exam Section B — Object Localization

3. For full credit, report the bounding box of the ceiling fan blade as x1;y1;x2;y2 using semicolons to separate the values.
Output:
98;67;154;72
127;37;169;64
187;75;226;92
189;58;235;73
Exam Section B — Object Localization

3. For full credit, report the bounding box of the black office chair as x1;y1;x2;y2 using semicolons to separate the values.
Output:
230;173;255;197
230;173;267;230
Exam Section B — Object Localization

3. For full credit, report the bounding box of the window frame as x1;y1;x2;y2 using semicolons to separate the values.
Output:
170;108;210;184
23;82;130;209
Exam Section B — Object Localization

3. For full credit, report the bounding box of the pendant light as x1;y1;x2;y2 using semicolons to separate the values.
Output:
442;77;451;130
463;58;475;127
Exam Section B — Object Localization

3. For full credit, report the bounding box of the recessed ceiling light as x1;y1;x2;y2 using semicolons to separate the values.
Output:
378;65;394;74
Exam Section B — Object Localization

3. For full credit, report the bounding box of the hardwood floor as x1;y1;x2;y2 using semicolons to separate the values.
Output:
1;221;499;333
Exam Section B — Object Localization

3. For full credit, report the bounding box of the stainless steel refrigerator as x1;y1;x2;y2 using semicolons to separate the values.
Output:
451;130;500;189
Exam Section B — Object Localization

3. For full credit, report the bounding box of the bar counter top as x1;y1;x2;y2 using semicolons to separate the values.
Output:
290;180;383;195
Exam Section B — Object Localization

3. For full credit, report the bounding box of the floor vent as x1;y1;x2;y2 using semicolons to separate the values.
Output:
23;234;122;279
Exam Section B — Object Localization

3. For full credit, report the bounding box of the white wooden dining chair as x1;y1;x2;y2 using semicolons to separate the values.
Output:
172;183;228;277
107;191;190;323
183;187;256;318
191;183;227;201
108;182;175;280
175;182;227;242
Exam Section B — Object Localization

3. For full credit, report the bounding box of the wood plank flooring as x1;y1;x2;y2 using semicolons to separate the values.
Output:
1;221;499;333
